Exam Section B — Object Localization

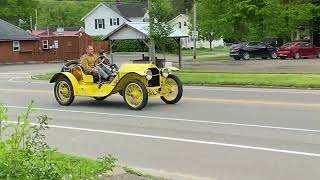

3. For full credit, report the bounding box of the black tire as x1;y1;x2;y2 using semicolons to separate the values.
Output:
280;57;287;60
233;57;241;60
270;51;278;59
317;52;320;59
161;75;183;104
54;77;75;106
242;52;250;60
293;52;301;59
93;96;108;101
123;80;148;110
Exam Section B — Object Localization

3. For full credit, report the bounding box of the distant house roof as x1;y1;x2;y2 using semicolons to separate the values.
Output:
31;30;86;37
103;22;189;40
169;14;189;24
81;2;148;21
0;19;38;41
106;2;148;18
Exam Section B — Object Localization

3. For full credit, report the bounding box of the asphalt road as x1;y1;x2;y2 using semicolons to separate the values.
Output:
0;63;320;180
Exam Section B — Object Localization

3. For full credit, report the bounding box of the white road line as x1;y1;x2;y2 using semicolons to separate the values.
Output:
8;77;49;84
0;73;29;75
6;105;320;134
7;120;320;158
185;86;320;95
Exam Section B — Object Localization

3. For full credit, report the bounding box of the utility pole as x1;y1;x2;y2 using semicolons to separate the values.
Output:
30;16;33;30
148;0;156;64
193;0;197;60
35;9;38;30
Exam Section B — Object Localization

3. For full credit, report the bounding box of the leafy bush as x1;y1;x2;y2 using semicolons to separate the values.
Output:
91;35;104;42
0;101;117;180
111;39;179;53
112;40;147;52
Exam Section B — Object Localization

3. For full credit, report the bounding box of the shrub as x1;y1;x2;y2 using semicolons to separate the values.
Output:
0;101;117;180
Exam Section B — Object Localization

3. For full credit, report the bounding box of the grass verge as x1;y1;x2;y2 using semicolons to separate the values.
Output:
33;70;320;89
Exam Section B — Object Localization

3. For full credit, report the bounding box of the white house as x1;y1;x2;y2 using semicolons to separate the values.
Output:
81;2;148;36
169;14;225;49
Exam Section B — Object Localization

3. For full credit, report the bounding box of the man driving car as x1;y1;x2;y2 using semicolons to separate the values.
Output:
80;46;111;82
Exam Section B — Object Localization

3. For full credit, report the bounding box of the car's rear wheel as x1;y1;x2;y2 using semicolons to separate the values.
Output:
243;52;250;60
270;51;278;59
233;57;241;60
93;96;108;101
293;52;301;59
317;52;320;59
161;75;183;104
54;77;75;106
123;80;148;110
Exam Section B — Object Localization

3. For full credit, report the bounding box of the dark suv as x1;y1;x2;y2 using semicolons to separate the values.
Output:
230;41;278;60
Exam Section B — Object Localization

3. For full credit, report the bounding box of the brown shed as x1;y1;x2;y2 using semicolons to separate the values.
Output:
32;28;94;62
0;19;39;63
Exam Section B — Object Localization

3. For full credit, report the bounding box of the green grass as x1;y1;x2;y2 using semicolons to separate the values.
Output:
178;72;320;88
182;47;230;56
123;167;158;179
33;70;320;88
0;147;110;179
32;72;57;80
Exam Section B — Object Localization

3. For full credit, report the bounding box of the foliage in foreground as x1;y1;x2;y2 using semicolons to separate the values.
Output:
0;101;117;180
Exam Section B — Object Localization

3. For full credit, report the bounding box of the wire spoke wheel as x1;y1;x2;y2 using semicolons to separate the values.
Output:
54;77;74;106
123;80;148;110
161;75;183;104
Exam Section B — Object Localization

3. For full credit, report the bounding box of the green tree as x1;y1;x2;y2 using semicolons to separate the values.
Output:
0;0;38;29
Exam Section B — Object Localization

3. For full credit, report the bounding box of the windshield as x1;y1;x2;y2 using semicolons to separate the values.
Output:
282;42;296;47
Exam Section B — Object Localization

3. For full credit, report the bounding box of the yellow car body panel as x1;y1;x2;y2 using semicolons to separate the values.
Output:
51;63;179;98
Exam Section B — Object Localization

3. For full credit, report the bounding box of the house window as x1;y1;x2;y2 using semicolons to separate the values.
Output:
178;22;182;29
95;19;105;29
67;41;72;47
13;41;20;51
110;18;120;26
42;40;49;49
184;22;187;26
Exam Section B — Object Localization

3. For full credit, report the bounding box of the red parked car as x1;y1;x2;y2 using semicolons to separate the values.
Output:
277;42;320;59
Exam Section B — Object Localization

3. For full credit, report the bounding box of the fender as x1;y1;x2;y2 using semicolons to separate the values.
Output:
50;72;80;95
111;72;147;94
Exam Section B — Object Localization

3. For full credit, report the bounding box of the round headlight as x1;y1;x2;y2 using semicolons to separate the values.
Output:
145;70;153;80
162;68;169;78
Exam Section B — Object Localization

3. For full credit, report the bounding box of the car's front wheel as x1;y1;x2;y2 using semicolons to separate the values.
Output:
161;75;183;104
123;80;148;110
54;77;75;106
242;52;250;60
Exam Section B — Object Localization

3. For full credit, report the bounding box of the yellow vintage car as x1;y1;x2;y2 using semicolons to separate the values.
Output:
50;61;183;110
